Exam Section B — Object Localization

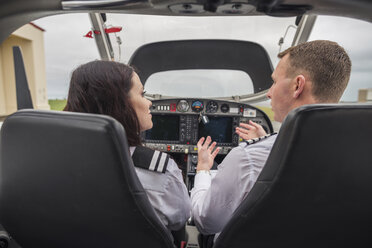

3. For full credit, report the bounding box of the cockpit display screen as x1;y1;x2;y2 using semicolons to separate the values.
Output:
198;116;232;144
145;114;180;142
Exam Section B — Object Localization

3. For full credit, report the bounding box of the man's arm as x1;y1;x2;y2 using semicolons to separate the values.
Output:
191;146;248;234
191;134;277;235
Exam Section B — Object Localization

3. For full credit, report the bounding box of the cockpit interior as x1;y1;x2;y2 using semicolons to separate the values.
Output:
1;0;372;248
128;39;274;190
144;98;272;190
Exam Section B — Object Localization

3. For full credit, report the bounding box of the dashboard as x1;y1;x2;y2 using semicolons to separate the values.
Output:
143;98;273;190
143;98;273;154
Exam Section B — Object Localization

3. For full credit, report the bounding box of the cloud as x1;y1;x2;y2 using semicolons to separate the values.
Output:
33;13;372;101
34;14;100;98
309;16;372;101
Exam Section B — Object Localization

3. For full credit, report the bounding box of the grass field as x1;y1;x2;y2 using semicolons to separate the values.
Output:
48;99;67;111
255;106;274;121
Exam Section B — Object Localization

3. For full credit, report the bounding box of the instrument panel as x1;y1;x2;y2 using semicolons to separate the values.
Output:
143;99;273;155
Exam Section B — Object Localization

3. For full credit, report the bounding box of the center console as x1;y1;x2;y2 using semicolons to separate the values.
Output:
142;98;273;190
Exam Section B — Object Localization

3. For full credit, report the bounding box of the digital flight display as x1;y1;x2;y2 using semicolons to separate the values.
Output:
198;116;233;144
142;99;271;154
145;115;180;142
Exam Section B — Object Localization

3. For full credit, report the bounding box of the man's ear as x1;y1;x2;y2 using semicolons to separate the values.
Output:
293;75;306;98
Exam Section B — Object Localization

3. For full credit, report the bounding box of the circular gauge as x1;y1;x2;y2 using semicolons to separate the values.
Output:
191;100;204;112
177;100;190;112
220;103;230;113
206;101;218;113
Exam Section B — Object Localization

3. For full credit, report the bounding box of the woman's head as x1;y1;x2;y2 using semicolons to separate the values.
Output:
64;60;152;146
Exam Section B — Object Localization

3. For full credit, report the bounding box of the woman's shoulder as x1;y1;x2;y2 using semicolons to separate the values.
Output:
132;146;173;174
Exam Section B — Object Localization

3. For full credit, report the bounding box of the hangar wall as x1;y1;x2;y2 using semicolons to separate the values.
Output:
0;23;50;118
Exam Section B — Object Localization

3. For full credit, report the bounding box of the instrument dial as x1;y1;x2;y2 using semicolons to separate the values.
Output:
177;100;190;112
191;100;204;112
206;101;218;113
221;103;230;113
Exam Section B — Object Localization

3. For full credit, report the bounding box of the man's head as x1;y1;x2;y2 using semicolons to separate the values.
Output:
267;40;351;122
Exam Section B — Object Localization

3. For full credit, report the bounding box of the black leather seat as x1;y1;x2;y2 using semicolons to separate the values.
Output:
0;110;175;248
214;104;372;248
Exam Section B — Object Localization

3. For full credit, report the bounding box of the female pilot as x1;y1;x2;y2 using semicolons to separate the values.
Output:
64;60;191;231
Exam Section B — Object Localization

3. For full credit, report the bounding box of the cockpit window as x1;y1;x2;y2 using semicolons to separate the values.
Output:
145;69;254;97
309;16;372;102
25;13;371;102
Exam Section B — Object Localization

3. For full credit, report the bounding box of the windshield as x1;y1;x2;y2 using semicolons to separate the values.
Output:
107;14;296;97
30;13;372;102
145;69;254;97
308;15;372;102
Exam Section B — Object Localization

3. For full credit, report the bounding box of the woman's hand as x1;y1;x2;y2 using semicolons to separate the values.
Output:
196;136;220;171
235;120;267;140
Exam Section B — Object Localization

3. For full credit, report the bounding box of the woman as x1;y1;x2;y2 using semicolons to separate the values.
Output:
64;60;191;231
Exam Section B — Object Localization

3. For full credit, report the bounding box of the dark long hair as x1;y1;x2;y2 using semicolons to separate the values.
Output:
64;60;142;146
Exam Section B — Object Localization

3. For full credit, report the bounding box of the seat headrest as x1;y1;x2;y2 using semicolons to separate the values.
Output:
0;109;174;248
215;104;372;248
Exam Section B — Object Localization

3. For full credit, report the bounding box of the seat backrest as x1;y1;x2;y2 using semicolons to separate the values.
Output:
214;104;372;248
0;110;175;248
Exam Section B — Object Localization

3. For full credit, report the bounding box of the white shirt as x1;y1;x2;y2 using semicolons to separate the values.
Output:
130;146;191;231
190;135;277;236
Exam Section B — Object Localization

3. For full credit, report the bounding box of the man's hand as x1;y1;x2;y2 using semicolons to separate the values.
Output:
196;136;220;171
235;120;267;140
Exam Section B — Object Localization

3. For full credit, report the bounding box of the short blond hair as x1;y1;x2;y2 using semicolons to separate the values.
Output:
279;40;351;102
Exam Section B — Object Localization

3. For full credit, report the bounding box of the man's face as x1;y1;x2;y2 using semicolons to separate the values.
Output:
267;54;295;123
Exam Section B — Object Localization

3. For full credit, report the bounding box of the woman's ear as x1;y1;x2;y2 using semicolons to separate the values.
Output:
293;75;306;98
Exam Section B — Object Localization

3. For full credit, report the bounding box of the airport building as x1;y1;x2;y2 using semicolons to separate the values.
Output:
0;23;50;119
358;88;372;102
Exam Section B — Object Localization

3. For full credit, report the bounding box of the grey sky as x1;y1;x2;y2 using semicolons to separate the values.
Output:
309;16;372;102
34;13;372;101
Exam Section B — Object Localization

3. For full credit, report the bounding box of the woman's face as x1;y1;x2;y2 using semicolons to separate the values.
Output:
129;72;153;131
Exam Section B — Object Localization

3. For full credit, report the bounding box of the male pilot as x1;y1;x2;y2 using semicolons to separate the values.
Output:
191;40;352;243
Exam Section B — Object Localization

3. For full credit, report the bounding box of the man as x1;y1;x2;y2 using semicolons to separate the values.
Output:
191;40;352;241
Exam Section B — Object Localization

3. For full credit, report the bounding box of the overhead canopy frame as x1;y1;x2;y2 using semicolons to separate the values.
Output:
129;39;274;94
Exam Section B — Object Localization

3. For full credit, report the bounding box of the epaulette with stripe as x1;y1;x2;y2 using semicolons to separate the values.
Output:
245;132;278;145
132;146;170;173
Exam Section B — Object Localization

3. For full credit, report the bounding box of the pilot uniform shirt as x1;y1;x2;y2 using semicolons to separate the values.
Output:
130;146;191;231
190;134;277;237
